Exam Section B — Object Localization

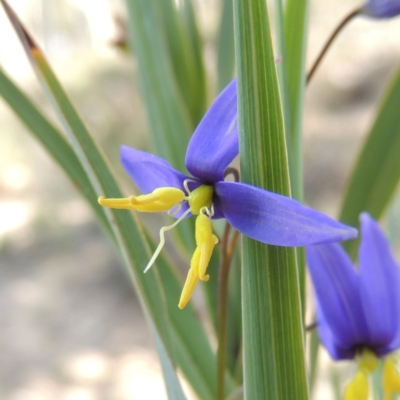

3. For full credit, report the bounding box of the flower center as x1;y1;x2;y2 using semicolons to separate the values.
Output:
98;182;218;309
188;185;214;215
345;348;377;400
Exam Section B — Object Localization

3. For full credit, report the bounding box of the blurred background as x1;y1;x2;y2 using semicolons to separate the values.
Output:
1;0;400;399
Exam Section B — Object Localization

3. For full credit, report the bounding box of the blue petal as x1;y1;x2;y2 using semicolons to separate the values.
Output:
315;301;356;361
358;213;400;355
362;0;400;18
121;145;193;193
215;181;357;246
307;244;369;359
185;79;238;183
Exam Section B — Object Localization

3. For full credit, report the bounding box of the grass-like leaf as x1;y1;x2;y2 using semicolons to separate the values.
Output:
151;321;187;400
233;0;309;398
154;244;236;398
284;0;309;201
124;0;193;173
124;0;196;252
0;68;112;239
340;67;400;258
274;0;292;172
216;0;235;93
157;0;206;125
0;1;222;397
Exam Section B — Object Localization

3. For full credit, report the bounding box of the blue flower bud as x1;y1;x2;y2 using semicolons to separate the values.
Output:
362;0;400;19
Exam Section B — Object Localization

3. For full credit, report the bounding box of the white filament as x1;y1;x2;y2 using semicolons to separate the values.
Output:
143;207;192;273
183;178;198;197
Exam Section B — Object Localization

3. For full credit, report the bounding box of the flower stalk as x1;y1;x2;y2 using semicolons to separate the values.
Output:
306;7;361;84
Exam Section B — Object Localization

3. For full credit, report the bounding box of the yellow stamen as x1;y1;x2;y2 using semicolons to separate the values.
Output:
98;196;137;209
99;183;218;306
178;214;218;309
383;357;400;399
131;187;185;205
188;185;214;215
196;214;218;280
358;348;378;374
178;248;200;310
344;372;369;400
98;187;185;212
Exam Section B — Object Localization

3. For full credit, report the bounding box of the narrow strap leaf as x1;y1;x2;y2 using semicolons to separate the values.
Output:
340;67;400;258
124;0;193;173
233;0;309;398
216;0;235;93
284;0;309;201
0;68;112;238
0;2;209;396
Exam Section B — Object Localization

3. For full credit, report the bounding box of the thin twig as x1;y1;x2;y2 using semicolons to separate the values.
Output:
224;167;240;182
306;7;361;85
306;321;318;332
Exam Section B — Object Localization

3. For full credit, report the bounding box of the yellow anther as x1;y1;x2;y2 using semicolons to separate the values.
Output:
98;195;137;209
98;187;185;213
131;187;185;205
358;348;378;374
178;260;199;310
178;214;218;309
195;214;218;280
188;185;214;215
344;372;369;400
383;357;400;398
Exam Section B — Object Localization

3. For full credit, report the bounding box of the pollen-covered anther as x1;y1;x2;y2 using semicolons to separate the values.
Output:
383;357;400;398
344;372;369;400
131;187;185;205
195;213;218;280
178;214;218;309
98;187;185;212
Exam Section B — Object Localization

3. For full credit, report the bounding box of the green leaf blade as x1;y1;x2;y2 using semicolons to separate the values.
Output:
340;68;400;257
233;0;309;399
217;0;235;93
124;0;193;173
155;247;236;399
0;68;113;238
284;0;309;201
0;2;216;397
124;0;196;252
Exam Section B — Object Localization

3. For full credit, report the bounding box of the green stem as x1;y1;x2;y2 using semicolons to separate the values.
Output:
217;224;240;400
307;7;361;84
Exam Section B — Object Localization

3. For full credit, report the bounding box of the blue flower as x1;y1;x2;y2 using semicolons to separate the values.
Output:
99;79;357;309
362;0;400;19
307;213;400;399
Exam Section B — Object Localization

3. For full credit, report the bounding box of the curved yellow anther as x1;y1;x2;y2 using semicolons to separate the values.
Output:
98;195;136;209
98;187;185;212
383;357;400;399
178;214;218;309
188;185;214;215
132;187;185;205
178;248;200;310
195;214;218;280
344;372;369;400
358;348;378;374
